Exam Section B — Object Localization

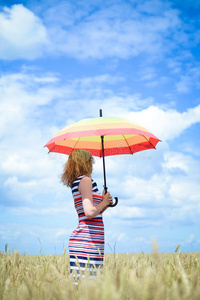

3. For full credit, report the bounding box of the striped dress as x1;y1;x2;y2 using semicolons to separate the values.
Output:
69;175;104;283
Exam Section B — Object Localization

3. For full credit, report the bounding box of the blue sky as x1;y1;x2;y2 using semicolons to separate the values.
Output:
0;0;200;255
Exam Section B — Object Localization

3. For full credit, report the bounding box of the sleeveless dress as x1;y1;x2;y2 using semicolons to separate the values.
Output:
69;175;104;283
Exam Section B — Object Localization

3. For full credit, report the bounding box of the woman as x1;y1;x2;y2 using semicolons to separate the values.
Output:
61;149;113;284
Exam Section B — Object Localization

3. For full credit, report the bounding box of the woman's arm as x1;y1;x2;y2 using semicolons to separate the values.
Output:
79;177;112;219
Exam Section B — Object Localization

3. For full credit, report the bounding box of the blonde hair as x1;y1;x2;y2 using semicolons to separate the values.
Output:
61;149;94;188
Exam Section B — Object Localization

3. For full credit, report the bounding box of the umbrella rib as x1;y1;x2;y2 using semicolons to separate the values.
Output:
122;135;133;154
142;135;156;149
72;137;80;151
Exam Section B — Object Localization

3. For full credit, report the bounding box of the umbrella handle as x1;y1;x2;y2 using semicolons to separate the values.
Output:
108;197;118;207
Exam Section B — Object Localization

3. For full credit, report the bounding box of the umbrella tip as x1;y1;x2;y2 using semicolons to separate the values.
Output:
99;109;102;117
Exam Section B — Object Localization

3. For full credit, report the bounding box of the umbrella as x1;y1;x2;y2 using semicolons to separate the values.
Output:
45;109;161;207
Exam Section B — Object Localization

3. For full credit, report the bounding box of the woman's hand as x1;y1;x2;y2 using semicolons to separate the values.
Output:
102;190;113;207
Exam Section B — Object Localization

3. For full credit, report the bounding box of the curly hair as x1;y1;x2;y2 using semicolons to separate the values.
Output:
61;149;95;188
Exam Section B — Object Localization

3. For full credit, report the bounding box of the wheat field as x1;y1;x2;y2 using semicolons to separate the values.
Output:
0;248;200;300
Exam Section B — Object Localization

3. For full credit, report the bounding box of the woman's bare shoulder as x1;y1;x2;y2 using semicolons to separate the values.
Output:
80;176;92;184
79;176;92;191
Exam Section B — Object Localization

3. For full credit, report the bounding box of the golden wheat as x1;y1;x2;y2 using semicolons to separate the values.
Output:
0;251;200;300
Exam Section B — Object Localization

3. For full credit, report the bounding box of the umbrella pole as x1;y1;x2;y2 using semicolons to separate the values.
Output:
99;109;118;207
100;135;108;193
100;109;107;193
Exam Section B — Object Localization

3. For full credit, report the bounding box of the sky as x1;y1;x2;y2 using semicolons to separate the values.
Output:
0;0;200;255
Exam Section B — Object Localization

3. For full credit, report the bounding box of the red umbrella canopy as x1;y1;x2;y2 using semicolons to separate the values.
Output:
45;116;161;157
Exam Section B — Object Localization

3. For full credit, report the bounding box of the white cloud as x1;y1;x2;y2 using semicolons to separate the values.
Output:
107;206;144;219
0;72;69;207
0;72;62;137
0;1;185;61
0;1;196;61
110;150;200;226
0;5;49;59
169;181;200;203
125;105;200;142
45;1;184;59
121;174;167;206
2;155;31;175
162;152;200;177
